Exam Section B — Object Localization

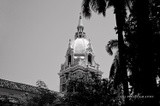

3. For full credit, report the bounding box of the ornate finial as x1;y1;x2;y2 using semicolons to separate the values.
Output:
88;39;91;47
68;39;71;48
77;12;84;32
87;39;92;52
78;12;83;26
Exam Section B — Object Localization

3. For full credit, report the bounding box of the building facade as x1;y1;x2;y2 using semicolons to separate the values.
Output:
0;78;40;105
59;13;102;92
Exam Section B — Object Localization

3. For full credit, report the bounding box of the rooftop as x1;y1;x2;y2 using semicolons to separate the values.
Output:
0;78;40;94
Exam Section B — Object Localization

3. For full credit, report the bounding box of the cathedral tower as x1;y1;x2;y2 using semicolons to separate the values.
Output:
59;13;102;92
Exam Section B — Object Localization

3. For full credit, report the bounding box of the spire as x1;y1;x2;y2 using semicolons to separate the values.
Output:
75;12;86;39
88;39;91;47
68;39;71;48
88;39;93;52
77;12;84;32
78;12;83;27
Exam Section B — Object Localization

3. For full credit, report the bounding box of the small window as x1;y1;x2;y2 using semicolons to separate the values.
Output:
68;55;71;65
66;73;69;79
88;54;92;64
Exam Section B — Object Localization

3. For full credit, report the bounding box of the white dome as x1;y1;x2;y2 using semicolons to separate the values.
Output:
71;38;89;54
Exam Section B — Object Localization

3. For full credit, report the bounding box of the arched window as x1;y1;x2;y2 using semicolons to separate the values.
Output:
66;73;69;79
88;54;92;65
68;55;71;65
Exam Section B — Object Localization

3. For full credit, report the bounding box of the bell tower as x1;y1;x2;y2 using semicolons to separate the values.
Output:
59;13;102;92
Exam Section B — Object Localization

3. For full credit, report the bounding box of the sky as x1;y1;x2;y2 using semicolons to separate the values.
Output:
0;0;117;92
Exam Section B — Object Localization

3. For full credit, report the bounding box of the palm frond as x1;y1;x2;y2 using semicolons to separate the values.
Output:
97;0;107;16
125;0;133;13
106;39;118;55
90;0;98;13
90;0;107;16
109;61;116;79
82;0;107;18
82;0;92;18
109;52;118;78
106;0;114;8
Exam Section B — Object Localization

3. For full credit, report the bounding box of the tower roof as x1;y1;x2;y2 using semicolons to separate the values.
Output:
78;12;83;27
75;12;86;39
71;12;91;55
77;12;84;33
71;38;89;55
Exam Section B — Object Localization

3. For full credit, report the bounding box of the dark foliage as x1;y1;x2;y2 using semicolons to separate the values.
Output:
62;72;124;106
27;88;58;106
82;0;160;105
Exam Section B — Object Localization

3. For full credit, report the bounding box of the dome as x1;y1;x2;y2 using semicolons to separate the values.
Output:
71;38;89;54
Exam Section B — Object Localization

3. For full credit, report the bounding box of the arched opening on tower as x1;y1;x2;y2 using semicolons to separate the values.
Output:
68;55;71;66
88;54;92;65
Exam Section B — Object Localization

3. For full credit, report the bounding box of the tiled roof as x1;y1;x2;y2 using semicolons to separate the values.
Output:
0;78;40;94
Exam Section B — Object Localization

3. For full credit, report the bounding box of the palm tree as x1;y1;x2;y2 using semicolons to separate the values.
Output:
106;39;119;81
106;37;140;96
106;39;132;93
133;1;157;105
82;0;130;104
122;1;159;104
105;1;160;104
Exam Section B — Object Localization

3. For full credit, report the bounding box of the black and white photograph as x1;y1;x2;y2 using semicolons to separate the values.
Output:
0;0;160;106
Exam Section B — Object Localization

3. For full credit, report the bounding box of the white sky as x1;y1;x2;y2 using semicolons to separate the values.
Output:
0;0;117;91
